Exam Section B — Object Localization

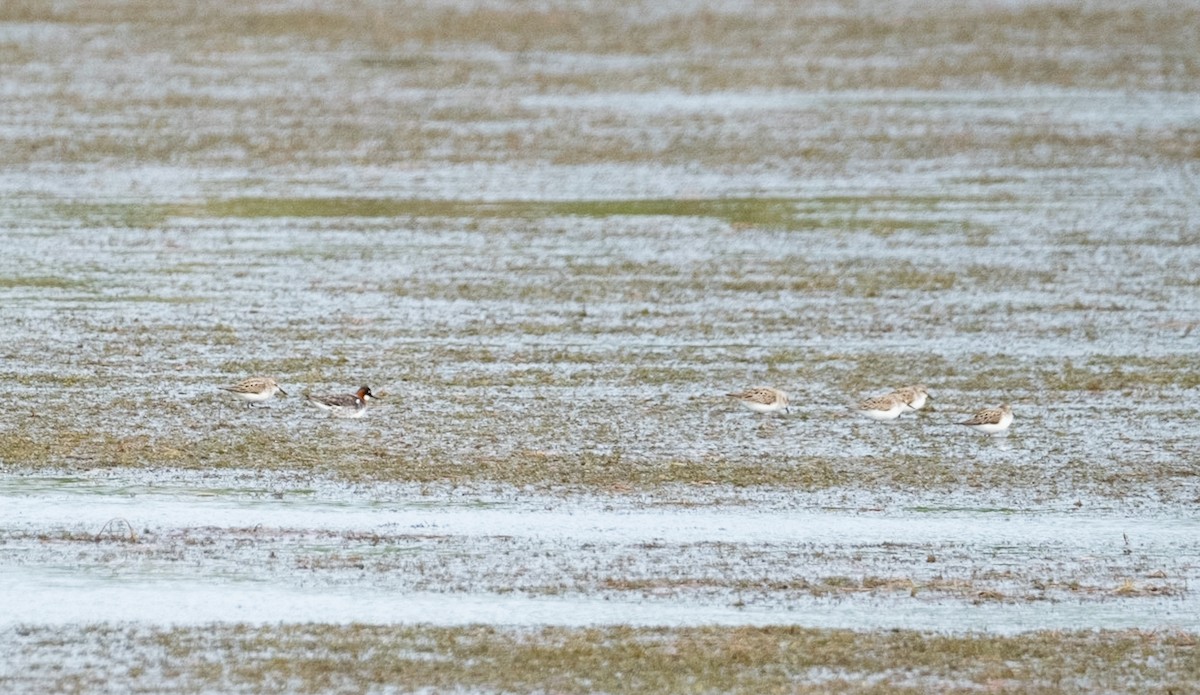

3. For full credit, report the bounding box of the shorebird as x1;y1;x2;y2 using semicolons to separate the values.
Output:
857;392;907;421
958;403;1013;436
891;384;932;411
220;377;287;407
726;387;790;415
305;385;378;418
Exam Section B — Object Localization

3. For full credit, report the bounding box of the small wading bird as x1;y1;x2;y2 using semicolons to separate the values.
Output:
891;384;932;412
958;403;1013;436
857;392;907;421
220;377;287;407
305;385;379;418
726;387;790;415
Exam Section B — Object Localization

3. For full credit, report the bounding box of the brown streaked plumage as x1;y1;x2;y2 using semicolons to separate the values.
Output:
958;403;1013;435
726;387;790;414
220;377;287;406
858;392;906;421
890;384;931;411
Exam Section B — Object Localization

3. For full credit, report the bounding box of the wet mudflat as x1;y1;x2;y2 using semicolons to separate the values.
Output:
2;0;1199;692
3;472;1199;632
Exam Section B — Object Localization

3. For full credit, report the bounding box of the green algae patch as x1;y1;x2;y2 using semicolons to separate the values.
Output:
190;195;975;232
36;195;993;239
197;196;809;228
0;275;89;290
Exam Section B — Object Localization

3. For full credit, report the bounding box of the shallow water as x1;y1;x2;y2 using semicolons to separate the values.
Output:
3;473;1197;633
4;575;1197;634
2;1;1200;660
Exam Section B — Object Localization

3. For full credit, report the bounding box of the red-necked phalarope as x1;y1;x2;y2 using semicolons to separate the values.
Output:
221;377;287;406
958;403;1013;435
305;385;378;418
726;387;790;415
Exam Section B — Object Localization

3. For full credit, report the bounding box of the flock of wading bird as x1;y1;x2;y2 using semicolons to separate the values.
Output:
725;385;1014;436
221;377;1014;436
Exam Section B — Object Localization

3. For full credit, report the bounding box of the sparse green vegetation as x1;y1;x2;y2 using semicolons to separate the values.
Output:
2;424;1194;498
33;195;1004;242
4;624;1197;694
49;202;171;229
0;276;88;290
3;1;1200;692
